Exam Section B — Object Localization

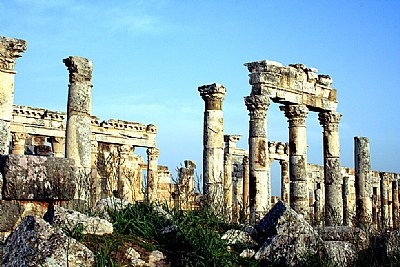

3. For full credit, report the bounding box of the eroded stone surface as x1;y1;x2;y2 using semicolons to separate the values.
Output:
0;201;24;231
0;155;75;200
2;216;95;267
221;229;257;245
323;241;356;267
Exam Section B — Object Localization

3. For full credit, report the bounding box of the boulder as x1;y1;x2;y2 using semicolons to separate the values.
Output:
126;247;145;266
383;229;400;257
323;241;356;267
318;226;369;250
148;250;167;267
0;155;75;200
0;201;24;231
221;229;257;245
2;216;95;266
49;205;113;235
95;196;130;220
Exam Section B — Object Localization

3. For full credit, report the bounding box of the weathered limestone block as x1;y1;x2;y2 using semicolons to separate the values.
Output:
198;83;226;216
126;247;146;266
323;241;356;267
2;216;95;266
50;205;113;235
245;94;270;223
0;201;24;231
0;155;75;200
221;229;257;245
318;226;369;250
384;229;400;257
254;200;316;242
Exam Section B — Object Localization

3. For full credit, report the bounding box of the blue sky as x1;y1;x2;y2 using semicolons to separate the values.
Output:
2;0;399;195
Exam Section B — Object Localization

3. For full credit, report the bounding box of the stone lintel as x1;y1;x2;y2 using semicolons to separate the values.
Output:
198;83;226;110
63;56;92;83
0;36;27;73
245;60;337;111
0;155;75;200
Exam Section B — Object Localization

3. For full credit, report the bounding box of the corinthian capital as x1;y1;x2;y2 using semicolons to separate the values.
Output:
0;36;27;73
245;94;270;119
147;147;160;160
319;111;342;132
280;104;308;126
63;56;93;83
198;83;226;110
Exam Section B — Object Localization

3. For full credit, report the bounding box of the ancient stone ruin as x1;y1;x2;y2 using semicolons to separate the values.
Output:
1;34;400;265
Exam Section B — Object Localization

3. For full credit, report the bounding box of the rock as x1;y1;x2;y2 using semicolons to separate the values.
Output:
255;200;316;242
255;234;320;266
323;241;356;267
95;196;130;220
153;205;172;221
2;216;95;266
384;229;400;257
318;226;369;250
49;205;113;235
0;201;24;231
159;224;179;235
240;249;255;258
148;250;167;267
0;155;75;200
126;247;145;266
221;229;257;245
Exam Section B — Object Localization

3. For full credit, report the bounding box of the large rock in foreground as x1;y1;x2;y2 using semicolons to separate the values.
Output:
2;216;95;267
0;155;75;200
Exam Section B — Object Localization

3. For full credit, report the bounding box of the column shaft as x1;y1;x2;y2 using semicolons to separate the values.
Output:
280;160;290;204
147;147;160;202
354;136;372;225
198;83;226;216
380;173;389;229
64;56;93;202
242;155;250;223
281;104;309;218
0;36;26;154
319;111;343;225
224;154;233;221
392;180;399;229
245;94;270;223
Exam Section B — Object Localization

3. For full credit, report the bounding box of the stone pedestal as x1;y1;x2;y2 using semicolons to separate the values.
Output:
280;160;290;204
354;137;372;225
319;111;343;225
64;56;93;202
242;155;249;223
281;104;309;218
146;147;159;202
0;36;26;155
245;94;270;224
198;83;226;216
223;153;233;222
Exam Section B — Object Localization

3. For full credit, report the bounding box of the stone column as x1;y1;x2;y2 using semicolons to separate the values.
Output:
11;132;28;155
280;160;290;204
0;36;26;154
319;111;343;225
242;155;250;223
119;145;132;201
198;83;226;216
281;104;309;218
90;138;101;206
64;56;93;202
392;180;399;229
380;173;389;229
343;176;350;226
314;183;323;225
245;94;270;223
146;147;159;203
354;136;372;225
223;153;233;221
48;136;65;158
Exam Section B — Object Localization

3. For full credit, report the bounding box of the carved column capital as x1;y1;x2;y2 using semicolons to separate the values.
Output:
245;94;270;119
147;147;160;160
198;83;226;110
242;155;249;165
12;132;28;155
0;36;27;73
63;56;93;83
224;153;232;163
12;132;28;143
280;104;309;126
319;111;342;132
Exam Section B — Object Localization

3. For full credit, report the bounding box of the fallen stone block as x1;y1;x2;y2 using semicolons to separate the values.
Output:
0;155;75;200
323;241;356;267
221;229;257;245
2;216;95;266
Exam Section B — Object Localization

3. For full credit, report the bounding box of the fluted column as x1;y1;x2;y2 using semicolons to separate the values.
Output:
48;136;65;158
0;36;26;154
64;56;93;202
198;83;226;216
319;111;343;225
354;137;372;225
146;147;160;203
11;132;28;155
280;160;290;204
242;155;250;223
245;94;270;223
223;153;233;221
281;104;309;218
